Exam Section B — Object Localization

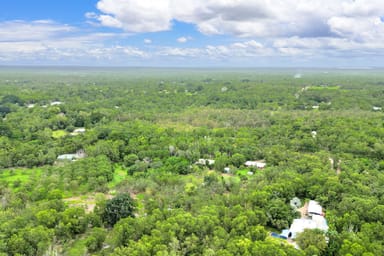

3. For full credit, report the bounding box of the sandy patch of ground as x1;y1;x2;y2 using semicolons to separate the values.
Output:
298;202;309;218
63;192;114;213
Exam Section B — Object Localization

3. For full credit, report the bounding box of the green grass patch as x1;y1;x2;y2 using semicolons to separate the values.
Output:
221;173;241;183
236;169;251;176
52;130;68;138
108;165;128;188
308;85;340;90
64;237;87;255
0;168;42;189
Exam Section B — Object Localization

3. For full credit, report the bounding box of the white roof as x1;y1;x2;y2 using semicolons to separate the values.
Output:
50;101;63;106
312;215;329;232
245;161;266;168
57;154;77;160
73;128;86;133
308;200;322;215
288;201;328;239
289;219;318;238
288;217;328;239
197;159;215;165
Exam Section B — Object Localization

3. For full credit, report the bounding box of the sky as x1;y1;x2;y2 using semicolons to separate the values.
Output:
1;0;384;67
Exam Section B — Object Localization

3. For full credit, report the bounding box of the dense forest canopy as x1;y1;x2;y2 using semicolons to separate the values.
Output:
1;67;384;255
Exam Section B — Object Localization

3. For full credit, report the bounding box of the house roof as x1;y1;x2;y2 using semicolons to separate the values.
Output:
289;219;318;235
57;154;77;160
197;159;215;165
50;101;63;106
73;128;86;133
245;161;266;168
308;200;323;215
287;200;329;239
312;215;329;232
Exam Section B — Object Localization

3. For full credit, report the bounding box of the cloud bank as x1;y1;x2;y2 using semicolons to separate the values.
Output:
1;0;384;66
92;0;384;41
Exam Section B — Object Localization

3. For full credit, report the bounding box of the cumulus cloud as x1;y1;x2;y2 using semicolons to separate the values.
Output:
328;16;384;43
95;0;172;32
177;36;192;43
91;0;384;44
3;0;384;67
177;37;187;43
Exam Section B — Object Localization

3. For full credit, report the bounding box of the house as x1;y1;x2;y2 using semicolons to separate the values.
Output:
245;160;266;169
197;159;215;166
286;200;328;239
288;219;318;239
57;149;86;161
308;200;323;216
57;154;78;161
287;215;329;239
312;215;329;231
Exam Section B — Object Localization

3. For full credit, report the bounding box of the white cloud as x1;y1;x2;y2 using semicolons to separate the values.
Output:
85;12;98;19
91;0;384;42
177;36;192;43
157;47;202;57
3;0;384;68
0;20;74;42
97;15;123;28
328;16;384;43
95;0;172;32
205;40;272;58
0;20;149;64
157;40;270;59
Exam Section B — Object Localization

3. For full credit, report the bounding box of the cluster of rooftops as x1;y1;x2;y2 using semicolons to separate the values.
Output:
197;159;266;169
285;200;328;239
272;200;329;245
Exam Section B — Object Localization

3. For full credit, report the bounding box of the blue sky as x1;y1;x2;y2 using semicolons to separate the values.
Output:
1;0;384;67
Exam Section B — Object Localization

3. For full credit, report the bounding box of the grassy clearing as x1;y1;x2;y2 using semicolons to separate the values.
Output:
236;169;251;176
52;130;68;138
108;165;127;188
64;237;87;255
308;85;340;90
0;168;42;189
63;193;114;213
